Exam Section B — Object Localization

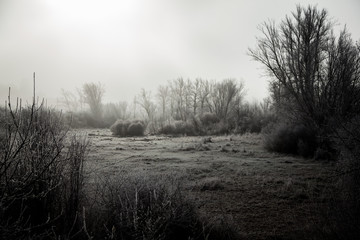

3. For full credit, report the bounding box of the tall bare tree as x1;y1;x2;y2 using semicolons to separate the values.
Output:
199;79;213;114
212;79;245;121
249;5;360;129
81;82;105;119
170;78;187;121
157;85;169;120
137;88;156;120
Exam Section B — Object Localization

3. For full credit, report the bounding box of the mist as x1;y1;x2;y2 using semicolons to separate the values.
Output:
0;0;359;107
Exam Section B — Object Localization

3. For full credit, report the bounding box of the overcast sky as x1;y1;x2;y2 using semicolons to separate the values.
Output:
1;0;359;107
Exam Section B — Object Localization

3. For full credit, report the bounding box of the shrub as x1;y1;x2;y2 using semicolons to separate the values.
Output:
158;121;197;136
110;119;130;136
174;121;197;136
263;122;317;157
0;94;88;239
127;121;145;136
200;112;219;126
213;121;231;135
86;173;240;240
159;123;177;135
110;119;145;137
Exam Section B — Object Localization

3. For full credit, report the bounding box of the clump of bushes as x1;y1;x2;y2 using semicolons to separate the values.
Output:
200;112;219;126
158;120;198;136
198;113;232;135
110;119;145;137
211;121;231;135
174;120;197;135
158;123;177;135
263;122;317;158
128;121;145;136
236;113;276;134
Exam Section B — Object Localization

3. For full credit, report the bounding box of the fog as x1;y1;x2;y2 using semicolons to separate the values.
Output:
0;0;359;108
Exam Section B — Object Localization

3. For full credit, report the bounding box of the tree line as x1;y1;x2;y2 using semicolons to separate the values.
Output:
60;78;273;134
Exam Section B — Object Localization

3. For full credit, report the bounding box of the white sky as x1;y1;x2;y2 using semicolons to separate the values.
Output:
0;0;359;107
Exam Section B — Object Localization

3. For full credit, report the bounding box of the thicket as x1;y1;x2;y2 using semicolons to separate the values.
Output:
0;87;88;239
263;122;316;158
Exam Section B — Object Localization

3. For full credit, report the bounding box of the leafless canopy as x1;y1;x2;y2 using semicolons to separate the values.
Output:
249;5;360;128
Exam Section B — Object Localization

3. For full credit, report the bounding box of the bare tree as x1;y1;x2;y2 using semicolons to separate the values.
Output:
249;5;360;129
199;79;213;114
81;82;105;119
137;88;156;120
170;78;187;121
59;89;79;112
211;79;245;121
157;85;169;120
190;79;201;116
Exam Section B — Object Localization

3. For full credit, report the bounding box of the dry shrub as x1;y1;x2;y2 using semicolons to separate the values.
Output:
200;112;219;126
85;173;240;240
158;123;176;135
110;119;145;137
158;121;197;136
0;93;88;239
127;122;145;136
212;121;231;135
110;119;130;136
263;122;317;157
174;120;197;136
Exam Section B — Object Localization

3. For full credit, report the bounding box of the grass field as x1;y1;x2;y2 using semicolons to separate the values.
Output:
81;129;335;239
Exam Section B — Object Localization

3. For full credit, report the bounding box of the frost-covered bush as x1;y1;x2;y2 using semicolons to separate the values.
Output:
127;121;145;136
159;123;177;135
110;119;145;137
174;120;197;136
0;95;88;239
158;121;197;136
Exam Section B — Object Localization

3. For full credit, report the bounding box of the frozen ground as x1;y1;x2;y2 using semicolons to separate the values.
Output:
78;129;334;239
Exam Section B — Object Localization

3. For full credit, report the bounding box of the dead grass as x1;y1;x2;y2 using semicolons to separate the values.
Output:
81;129;335;240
